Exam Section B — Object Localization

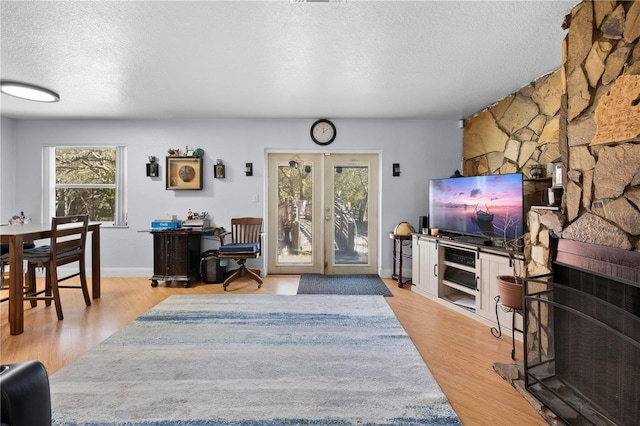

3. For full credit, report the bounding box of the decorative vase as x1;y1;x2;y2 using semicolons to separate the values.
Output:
529;164;544;179
496;275;523;310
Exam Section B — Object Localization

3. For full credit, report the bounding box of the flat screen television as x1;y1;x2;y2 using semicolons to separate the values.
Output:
428;173;524;241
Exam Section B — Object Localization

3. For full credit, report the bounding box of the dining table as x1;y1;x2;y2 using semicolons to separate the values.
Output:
1;222;101;335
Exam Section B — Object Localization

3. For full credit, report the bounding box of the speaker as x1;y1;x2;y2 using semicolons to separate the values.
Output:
418;216;429;234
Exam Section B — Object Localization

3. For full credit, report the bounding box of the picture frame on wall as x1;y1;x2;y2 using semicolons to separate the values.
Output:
166;156;203;190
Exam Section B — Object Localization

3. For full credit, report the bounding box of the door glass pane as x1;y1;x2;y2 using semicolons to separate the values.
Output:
277;161;313;265
333;165;369;265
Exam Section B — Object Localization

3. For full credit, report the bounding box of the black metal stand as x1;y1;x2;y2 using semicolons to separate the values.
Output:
390;233;412;288
490;295;522;360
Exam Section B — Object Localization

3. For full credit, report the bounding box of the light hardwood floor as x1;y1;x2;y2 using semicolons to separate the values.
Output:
0;275;545;425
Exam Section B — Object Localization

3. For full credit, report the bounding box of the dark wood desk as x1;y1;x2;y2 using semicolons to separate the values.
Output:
0;222;101;335
148;229;202;288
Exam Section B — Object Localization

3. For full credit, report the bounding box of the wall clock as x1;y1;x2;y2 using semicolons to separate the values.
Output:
310;119;336;145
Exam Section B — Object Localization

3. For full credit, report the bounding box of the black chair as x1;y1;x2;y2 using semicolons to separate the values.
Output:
218;217;263;291
22;215;91;320
0;360;51;426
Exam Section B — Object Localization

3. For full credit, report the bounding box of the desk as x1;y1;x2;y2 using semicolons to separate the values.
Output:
149;229;201;288
0;223;101;335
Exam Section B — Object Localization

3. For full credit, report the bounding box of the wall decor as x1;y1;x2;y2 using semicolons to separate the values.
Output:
146;156;159;177
310;119;336;145
166;156;203;190
215;159;225;179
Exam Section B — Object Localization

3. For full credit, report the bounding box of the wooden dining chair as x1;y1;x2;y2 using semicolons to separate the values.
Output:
0;242;36;304
22;215;91;320
218;217;263;291
0;244;8;290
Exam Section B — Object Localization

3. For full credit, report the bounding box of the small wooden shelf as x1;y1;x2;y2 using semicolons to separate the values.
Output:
442;279;477;296
443;260;475;273
442;293;476;311
530;205;560;211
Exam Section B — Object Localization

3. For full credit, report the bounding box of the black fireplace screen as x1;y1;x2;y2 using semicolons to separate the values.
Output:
524;276;640;426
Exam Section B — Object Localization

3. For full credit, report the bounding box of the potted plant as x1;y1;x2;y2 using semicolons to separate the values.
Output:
495;214;526;310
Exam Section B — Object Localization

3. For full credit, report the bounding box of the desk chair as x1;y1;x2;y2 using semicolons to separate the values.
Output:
22;215;91;320
218;217;263;291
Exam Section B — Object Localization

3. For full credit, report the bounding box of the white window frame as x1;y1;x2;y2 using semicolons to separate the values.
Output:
42;146;128;227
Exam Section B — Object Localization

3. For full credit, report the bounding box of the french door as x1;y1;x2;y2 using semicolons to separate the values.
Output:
267;153;379;275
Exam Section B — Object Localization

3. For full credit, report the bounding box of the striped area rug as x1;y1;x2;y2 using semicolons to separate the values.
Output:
50;294;459;425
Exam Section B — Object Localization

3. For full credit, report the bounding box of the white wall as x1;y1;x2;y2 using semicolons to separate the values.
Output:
0;117;17;222
4;118;462;277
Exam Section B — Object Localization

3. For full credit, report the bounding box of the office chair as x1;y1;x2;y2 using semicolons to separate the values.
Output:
218;217;263;291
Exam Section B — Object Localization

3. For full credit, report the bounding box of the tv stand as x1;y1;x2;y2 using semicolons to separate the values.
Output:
440;244;477;311
411;234;523;335
451;235;492;246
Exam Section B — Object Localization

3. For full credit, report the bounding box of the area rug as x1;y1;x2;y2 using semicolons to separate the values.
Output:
49;294;459;425
297;273;393;297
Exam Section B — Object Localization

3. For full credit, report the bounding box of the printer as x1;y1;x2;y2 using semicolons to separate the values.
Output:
182;218;210;231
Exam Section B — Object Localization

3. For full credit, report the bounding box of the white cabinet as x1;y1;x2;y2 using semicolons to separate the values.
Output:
411;235;421;287
438;243;478;311
419;237;438;296
412;235;438;296
410;235;523;331
478;252;523;332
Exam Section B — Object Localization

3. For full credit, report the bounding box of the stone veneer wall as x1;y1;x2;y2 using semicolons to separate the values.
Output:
462;58;565;277
527;208;564;276
562;0;640;251
463;0;640;261
462;70;563;182
467;2;640;401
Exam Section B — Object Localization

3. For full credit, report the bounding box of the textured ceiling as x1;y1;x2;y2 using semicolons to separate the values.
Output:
0;1;577;120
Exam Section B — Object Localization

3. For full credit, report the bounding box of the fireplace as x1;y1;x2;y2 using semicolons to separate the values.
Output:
523;239;640;425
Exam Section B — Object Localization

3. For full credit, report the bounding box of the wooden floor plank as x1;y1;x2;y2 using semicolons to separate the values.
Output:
0;275;545;425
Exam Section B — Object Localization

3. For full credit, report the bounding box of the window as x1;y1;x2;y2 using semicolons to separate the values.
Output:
43;146;127;226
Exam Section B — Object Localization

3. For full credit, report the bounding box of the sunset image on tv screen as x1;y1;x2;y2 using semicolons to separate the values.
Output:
429;173;524;240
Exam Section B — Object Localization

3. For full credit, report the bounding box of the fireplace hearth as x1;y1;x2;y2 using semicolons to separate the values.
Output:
523;239;639;426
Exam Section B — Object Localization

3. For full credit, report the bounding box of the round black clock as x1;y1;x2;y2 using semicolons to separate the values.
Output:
310;119;336;145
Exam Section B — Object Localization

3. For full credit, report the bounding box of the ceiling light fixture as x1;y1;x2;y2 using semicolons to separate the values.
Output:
0;80;60;103
290;0;346;2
